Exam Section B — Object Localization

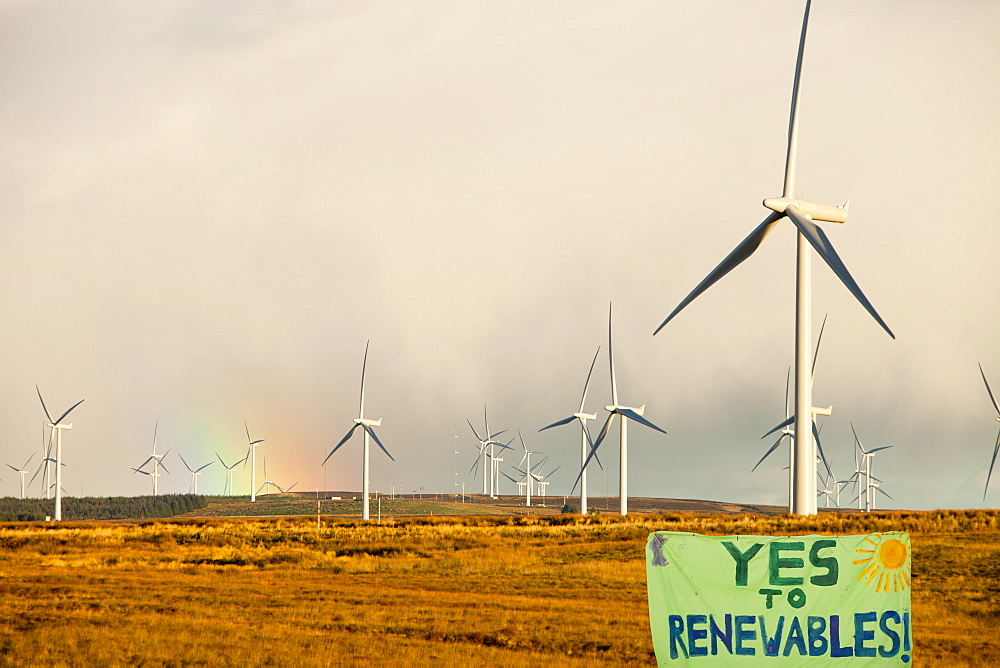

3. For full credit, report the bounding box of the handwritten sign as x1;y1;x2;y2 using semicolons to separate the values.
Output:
646;532;911;664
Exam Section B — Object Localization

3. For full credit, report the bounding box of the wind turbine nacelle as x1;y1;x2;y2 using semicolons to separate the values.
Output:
763;197;848;224
573;412;597;421
811;405;833;417
357;418;382;427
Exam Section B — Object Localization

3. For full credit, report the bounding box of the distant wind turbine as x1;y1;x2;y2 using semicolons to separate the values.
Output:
6;454;34;500
322;341;393;521
514;431;542;507
216;451;247;496
757;315;834;506
851;423;892;512
652;0;894;517
540;346;602;514
134;421;170;496
576;303;666;516
243;423;265;503
36;386;84;522
979;363;1000;501
179;454;213;495
467;406;507;497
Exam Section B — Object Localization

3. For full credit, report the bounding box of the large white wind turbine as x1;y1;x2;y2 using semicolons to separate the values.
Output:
576;304;666;516
540;346;602;514
255;455;280;496
467;406;507;497
180;454;213;495
216;452;247;496
653;0;894;516
36;387;84;522
979;363;1000;501
134;421;170;496
323;341;393;521
6;454;34;500
243;423;265;503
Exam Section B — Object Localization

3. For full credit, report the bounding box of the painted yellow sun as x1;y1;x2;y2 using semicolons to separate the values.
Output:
854;533;911;593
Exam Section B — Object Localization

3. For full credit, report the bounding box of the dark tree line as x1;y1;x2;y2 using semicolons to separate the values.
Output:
0;494;211;521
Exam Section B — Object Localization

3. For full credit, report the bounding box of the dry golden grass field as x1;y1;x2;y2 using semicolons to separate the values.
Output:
0;506;997;666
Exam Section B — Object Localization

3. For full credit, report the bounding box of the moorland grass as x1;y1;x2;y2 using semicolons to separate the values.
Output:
0;510;996;666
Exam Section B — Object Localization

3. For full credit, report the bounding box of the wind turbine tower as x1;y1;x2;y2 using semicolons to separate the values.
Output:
36;387;84;522
653;0;894;516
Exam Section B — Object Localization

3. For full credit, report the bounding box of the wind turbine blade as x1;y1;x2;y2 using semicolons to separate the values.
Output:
501;471;519;484
216;452;230;469
21;454;34;470
579;345;601;413
36;386;55;424
196;462;213;473
654;212;783;335
467;418;484;443
980;363;1000;417
323;424;360;465
617;408;666;435
52;398;85;426
543;465;561;481
488;430;507;441
875;486;894;501
985;430;1000;500
761;415;795;440
867;446;892;454
752;434;786;472
359;340;369;418
784;206;894;339
286;482;298;493
6;464;19;473
469;456;481;476
539;416;575;432
361;424;394;462
159;462;171;475
518;431;527;452
583;423;604;471
784;367;791;419
571;413;616;494
812;421;833;478
245;421;252;444
781;0;811;196
137;456;155;470
179;454;193;473
851;422;863;451
811;313;828;381
608;303;618;406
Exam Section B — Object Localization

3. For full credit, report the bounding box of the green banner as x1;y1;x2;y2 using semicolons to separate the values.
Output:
646;531;911;665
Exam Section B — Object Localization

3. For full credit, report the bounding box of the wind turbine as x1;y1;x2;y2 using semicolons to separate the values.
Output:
979;363;1000;501
134;421;170;496
531;460;560;499
36;387;84;522
6;454;33;499
652;0;894;516
576;303;666;516
514;431;542;507
756;315;834;501
322;341;393;521
179;454;213;494
216;451;247;496
255;455;280;496
243;423;265;503
467;406;507;497
28;423;57;499
851;423;892;512
540;346;602;514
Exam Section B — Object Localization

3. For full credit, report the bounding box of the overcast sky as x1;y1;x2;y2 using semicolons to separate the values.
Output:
1;1;998;510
